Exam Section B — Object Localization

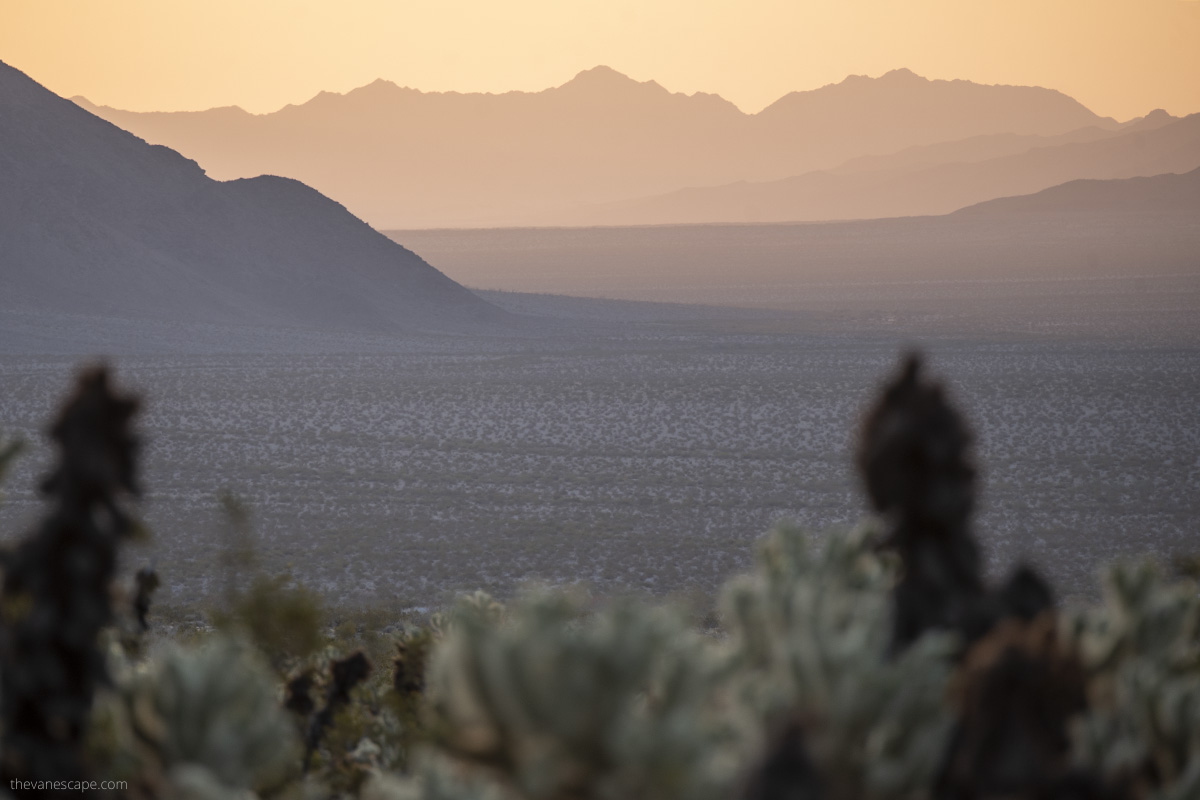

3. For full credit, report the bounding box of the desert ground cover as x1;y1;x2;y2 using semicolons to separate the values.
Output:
1;325;1195;612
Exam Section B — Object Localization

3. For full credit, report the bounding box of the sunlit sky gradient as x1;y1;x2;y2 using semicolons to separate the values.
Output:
3;0;1199;120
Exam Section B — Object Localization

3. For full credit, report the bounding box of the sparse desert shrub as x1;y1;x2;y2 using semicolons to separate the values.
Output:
279;625;440;795
211;571;327;672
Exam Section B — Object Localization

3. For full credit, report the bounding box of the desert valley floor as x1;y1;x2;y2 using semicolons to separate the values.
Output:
1;315;1196;613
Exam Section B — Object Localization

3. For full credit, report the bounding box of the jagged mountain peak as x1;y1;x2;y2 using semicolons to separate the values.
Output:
558;65;667;95
881;67;924;81
566;65;642;85
69;62;1121;228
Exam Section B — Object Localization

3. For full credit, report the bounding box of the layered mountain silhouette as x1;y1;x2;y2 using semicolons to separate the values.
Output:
76;67;1116;228
0;60;502;337
392;165;1200;332
955;164;1200;216
556;112;1200;225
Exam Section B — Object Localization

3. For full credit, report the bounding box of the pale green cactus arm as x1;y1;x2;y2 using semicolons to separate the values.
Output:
166;763;260;800
126;636;301;793
1067;559;1200;798
363;753;515;800
722;524;956;800
424;590;753;800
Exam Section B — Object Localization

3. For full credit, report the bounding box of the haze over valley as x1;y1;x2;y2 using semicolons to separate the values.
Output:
1;51;1197;612
5;3;1200;796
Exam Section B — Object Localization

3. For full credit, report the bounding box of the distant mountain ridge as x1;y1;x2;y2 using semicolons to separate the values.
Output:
75;66;1116;228
561;112;1200;226
954;165;1200;216
0;60;503;337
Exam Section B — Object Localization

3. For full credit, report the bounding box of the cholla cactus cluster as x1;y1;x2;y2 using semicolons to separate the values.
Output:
97;636;299;798
857;354;1055;653
722;524;957;800
421;590;751;800
1067;560;1200;800
1;357;1197;800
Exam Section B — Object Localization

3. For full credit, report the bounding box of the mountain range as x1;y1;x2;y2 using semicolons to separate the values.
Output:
954;164;1200;216
3;55;1195;352
556;110;1200;225
75;66;1126;228
0;60;502;339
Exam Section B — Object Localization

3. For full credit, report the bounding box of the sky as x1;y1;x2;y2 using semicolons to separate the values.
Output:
2;0;1199;121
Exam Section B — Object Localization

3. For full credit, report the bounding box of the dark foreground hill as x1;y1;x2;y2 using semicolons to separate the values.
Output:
0;61;505;339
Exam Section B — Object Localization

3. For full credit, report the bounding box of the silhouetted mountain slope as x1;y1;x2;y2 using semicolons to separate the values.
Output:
568;114;1200;225
76;67;1113;228
0;61;502;335
954;166;1200;216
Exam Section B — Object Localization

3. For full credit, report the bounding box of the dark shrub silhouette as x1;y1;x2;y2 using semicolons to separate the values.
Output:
0;367;140;789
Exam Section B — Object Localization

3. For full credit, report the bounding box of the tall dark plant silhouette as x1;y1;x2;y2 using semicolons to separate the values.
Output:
858;354;1056;651
857;354;988;650
0;367;140;790
858;354;1108;798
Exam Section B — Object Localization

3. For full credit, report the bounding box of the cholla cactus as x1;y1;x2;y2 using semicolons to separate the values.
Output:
165;763;260;800
723;524;956;800
424;590;751;800
119;636;300;795
857;355;1055;653
741;720;824;800
394;626;436;696
0;367;141;787
434;590;505;632
1067;560;1200;799
363;753;513;800
857;354;984;651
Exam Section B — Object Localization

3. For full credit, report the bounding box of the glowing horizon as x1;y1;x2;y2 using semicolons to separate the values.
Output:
3;0;1199;121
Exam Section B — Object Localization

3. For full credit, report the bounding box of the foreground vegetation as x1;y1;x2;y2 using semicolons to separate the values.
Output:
0;356;1197;799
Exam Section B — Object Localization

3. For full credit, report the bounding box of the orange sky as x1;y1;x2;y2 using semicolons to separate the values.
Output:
3;0;1198;120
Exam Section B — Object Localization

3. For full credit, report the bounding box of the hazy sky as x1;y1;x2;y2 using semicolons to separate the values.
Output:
3;0;1198;120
